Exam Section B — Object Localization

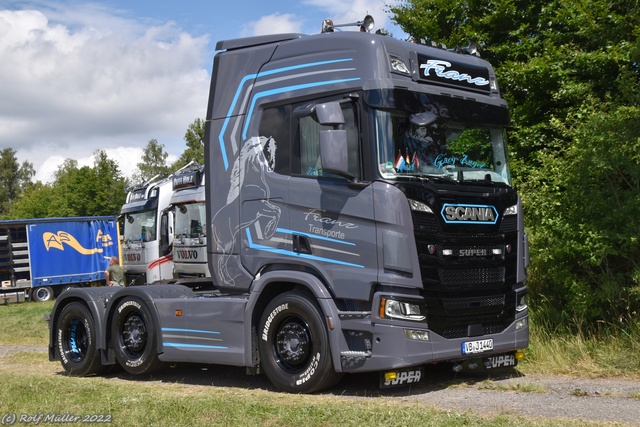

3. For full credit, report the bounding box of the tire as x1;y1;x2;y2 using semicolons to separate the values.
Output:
55;302;106;376
258;291;342;393
62;284;79;293
32;286;54;302
110;296;163;375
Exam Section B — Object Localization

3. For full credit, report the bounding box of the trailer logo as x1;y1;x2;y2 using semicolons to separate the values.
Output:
43;231;105;255
441;204;498;224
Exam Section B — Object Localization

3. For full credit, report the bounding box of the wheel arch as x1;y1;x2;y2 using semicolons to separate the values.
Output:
104;284;195;364
246;270;343;372
48;287;115;362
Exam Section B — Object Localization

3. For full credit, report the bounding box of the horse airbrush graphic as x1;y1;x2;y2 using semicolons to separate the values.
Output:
212;136;280;287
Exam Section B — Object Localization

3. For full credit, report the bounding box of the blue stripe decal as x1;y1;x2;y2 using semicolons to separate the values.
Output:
164;343;228;349
246;228;363;268
242;78;360;140
275;227;356;246
162;328;221;335
217;58;355;170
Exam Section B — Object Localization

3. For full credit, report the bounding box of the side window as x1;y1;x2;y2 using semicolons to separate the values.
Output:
258;105;291;175
298;105;359;178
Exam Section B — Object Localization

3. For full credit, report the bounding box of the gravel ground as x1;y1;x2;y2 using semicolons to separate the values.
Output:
4;346;640;425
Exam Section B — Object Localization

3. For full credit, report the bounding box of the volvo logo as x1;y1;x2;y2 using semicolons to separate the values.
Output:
441;204;498;224
176;249;198;260
124;253;141;261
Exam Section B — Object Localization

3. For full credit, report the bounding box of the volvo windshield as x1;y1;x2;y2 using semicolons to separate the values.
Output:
123;210;157;242
175;202;206;238
375;109;511;186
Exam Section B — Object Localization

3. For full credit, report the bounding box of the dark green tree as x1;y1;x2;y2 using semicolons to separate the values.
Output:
7;151;128;218
389;0;640;329
172;118;205;170
133;139;171;183
0;148;35;217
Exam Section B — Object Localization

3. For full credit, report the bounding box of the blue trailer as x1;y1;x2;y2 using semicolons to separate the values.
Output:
0;216;120;302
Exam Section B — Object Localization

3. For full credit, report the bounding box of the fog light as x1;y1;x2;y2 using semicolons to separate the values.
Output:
384;371;397;382
442;249;453;256
515;350;525;360
405;329;430;341
516;318;528;330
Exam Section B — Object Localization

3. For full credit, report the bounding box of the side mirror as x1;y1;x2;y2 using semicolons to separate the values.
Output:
316;102;345;126
320;129;354;179
410;111;438;127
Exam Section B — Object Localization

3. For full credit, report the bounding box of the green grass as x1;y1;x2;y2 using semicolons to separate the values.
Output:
0;351;609;427
0;300;53;345
2;301;640;426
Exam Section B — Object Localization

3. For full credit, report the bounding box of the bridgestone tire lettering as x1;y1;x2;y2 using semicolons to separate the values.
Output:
110;296;163;375
258;291;342;393
56;302;107;376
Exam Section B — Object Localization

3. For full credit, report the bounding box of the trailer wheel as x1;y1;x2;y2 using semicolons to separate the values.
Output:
32;286;54;302
258;291;342;393
55;302;105;376
110;297;163;375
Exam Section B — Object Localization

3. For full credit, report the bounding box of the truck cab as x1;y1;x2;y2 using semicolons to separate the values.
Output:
120;176;174;285
168;164;210;278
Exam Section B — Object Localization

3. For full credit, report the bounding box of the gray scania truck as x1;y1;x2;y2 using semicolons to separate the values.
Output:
49;16;529;393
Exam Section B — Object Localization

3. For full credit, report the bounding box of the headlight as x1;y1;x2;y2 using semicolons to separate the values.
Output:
516;294;528;312
380;297;426;321
408;199;433;214
504;204;518;216
390;56;410;75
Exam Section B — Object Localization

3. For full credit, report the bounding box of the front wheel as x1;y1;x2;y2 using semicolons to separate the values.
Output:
55;302;106;376
258;291;342;393
110;297;163;375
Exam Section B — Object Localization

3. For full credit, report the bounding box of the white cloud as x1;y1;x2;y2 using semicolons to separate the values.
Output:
301;0;405;36
0;5;210;183
241;13;303;37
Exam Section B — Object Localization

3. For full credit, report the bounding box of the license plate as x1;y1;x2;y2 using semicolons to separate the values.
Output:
462;339;493;354
380;367;424;388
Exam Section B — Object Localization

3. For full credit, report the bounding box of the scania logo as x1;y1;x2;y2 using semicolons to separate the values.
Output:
441;204;498;224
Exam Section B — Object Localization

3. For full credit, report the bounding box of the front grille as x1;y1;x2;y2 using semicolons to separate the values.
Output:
500;215;517;233
411;208;517;340
438;267;505;287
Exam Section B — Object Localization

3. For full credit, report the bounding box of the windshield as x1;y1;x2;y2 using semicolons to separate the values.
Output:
375;109;511;185
123;210;157;242
175;202;206;238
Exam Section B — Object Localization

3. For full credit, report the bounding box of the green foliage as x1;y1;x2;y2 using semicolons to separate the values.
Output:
133;139;171;183
0;148;35;217
6;150;128;218
390;0;640;330
172;118;205;170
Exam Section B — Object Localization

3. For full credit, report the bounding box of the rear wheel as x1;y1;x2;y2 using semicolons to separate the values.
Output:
32;286;54;302
55;302;106;376
110;297;163;375
258;291;342;393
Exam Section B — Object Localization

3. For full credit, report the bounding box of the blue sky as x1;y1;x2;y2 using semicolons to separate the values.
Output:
0;0;406;182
